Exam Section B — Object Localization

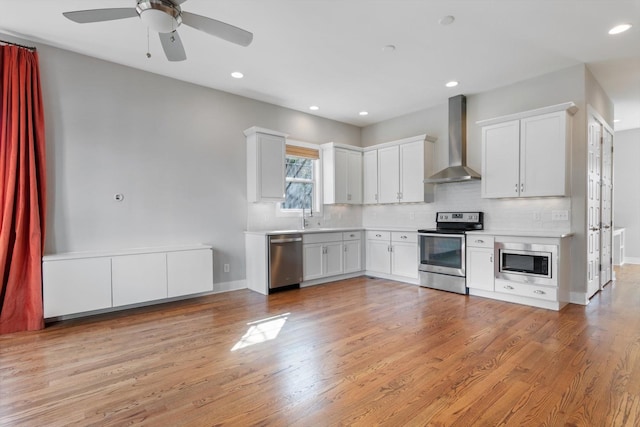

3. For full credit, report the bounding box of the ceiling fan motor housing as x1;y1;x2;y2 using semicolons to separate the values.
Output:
136;0;182;33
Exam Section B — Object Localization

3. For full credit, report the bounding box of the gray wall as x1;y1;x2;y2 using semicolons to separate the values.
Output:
614;128;640;262
13;36;360;287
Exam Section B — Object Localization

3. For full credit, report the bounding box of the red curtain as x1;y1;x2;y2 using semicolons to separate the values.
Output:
0;45;47;334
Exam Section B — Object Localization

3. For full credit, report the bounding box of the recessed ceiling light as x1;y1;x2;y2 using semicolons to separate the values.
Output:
359;111;369;116
382;44;396;52
446;81;459;88
231;71;244;79
614;119;621;123
609;24;632;35
439;15;455;26
309;105;319;111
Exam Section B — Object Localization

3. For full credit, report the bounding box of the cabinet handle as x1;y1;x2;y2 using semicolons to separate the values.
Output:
344;246;348;252
350;234;355;237
399;192;403;200
376;234;382;237
476;239;484;243
533;290;546;295
490;255;493;263
400;235;407;239
515;183;518;193
521;183;524;193
504;285;514;290
388;245;393;252
347;194;352;201
374;193;378;201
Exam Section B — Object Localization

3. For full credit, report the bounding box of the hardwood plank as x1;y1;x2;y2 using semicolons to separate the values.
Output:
3;269;640;425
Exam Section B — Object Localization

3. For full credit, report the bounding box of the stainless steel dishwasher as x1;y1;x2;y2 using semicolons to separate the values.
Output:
268;234;303;291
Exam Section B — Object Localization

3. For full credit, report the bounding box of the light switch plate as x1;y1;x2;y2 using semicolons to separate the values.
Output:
551;210;569;221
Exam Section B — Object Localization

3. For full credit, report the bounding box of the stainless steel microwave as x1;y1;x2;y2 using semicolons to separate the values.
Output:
496;242;557;286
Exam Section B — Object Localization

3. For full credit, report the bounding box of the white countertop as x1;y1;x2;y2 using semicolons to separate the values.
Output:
43;244;213;261
467;230;573;238
245;226;419;236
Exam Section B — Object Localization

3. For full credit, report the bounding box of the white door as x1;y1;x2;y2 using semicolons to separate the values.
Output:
257;133;285;201
366;239;391;274
343;240;362;273
334;148;349;204
399;140;424;203
481;120;521;198
303;243;324;281
377;146;400;203
346;150;363;204
324;242;344;277
520;112;568;197
586;116;602;298
600;127;614;288
363;150;378;204
112;253;167;306
391;242;418;279
167;249;213;298
466;247;495;291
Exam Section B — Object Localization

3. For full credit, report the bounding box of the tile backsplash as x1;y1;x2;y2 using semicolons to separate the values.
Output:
247;181;571;232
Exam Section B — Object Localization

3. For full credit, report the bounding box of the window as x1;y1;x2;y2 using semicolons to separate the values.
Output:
280;143;320;214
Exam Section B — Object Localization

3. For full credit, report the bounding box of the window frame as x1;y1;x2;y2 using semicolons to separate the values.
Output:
277;140;322;217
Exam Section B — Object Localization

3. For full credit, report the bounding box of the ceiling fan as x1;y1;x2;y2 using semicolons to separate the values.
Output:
63;0;253;62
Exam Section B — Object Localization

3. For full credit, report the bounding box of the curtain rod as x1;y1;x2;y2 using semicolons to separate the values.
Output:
0;40;36;52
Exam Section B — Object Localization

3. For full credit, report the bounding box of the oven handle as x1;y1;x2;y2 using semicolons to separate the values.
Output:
418;232;466;239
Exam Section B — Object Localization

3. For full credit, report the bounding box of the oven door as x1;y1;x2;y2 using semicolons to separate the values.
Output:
418;233;466;277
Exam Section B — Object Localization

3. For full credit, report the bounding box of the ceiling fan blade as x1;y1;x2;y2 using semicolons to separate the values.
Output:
181;11;253;47
159;31;187;62
63;8;138;24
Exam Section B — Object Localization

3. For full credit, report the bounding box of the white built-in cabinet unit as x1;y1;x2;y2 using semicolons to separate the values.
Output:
363;134;436;204
303;231;363;281
366;230;418;281
466;235;495;292
321;143;362;204
244;126;287;203
42;245;214;318
478;103;577;199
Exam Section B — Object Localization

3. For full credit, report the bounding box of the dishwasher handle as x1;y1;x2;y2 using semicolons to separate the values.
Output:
270;237;303;243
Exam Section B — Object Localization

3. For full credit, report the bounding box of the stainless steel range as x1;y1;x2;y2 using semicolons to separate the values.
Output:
418;212;484;294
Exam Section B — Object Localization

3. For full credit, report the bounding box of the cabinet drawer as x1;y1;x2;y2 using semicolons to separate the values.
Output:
467;235;494;248
343;231;362;241
367;231;391;241
495;279;557;301
304;232;343;244
392;231;417;244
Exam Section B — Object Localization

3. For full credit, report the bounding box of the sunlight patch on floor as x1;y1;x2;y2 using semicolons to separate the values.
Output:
231;313;290;351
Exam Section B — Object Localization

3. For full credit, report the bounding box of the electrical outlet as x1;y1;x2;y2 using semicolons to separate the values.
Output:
223;263;230;273
533;211;541;221
551;210;569;221
409;212;415;220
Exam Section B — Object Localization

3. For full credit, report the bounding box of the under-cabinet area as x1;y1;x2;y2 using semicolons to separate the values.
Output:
465;232;572;310
42;245;214;319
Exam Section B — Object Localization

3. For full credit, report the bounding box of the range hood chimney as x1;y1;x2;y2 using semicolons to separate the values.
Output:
424;94;481;183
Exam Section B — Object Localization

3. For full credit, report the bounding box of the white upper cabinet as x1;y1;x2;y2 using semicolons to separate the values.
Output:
373;135;436;204
322;143;362;204
479;103;576;199
362;150;379;204
245;127;287;203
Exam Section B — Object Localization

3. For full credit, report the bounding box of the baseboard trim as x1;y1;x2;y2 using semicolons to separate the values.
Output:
569;291;589;305
624;257;640;265
212;279;247;293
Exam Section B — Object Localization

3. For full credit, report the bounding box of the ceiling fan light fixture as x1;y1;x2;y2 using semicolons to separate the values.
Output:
137;0;182;33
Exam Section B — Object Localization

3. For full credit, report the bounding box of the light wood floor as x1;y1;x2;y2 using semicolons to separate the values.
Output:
2;267;640;426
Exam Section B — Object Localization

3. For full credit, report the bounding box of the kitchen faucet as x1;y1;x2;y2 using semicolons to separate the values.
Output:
301;193;312;230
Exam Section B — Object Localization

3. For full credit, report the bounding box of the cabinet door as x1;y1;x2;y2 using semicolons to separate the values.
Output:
466;247;495;291
43;257;112;318
482;120;520;198
334;148;349;204
520;112;567;197
377;146;400;203
303;243;324;281
257;133;285;202
112;253;167;306
399;141;424;203
366;239;391;274
391;242;418;279
343;240;362;273
346;150;362;204
363;150;378;204
324;242;344;277
167;249;214;298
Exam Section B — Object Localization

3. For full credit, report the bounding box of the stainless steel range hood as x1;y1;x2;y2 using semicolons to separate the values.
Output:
424;95;481;183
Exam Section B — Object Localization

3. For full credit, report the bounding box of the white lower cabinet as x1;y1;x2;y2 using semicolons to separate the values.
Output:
43;245;214;318
167;249;214;297
112;253;167;306
466;236;495;291
302;231;362;282
42;257;112;319
366;230;418;281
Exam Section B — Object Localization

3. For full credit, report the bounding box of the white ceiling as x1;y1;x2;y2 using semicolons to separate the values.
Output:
1;0;639;130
